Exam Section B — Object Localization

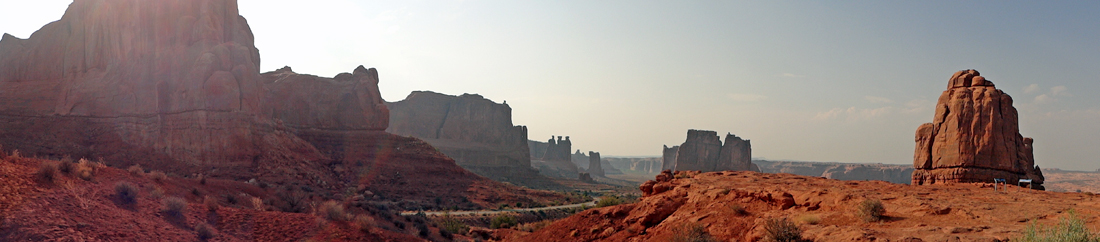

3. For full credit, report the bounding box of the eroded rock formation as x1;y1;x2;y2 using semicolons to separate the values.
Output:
912;70;1044;189
528;136;580;179
386;91;539;183
588;151;604;177
666;130;757;172
605;157;661;174
661;145;679;171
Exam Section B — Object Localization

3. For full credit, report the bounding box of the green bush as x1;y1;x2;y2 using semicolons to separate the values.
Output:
856;199;886;222
489;214;517;229
763;218;804;242
597;196;624;207
437;213;469;235
671;223;716;242
1016;210;1098;242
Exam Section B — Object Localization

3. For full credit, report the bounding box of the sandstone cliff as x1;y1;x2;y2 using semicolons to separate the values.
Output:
528;137;580;179
912;70;1044;189
572;150;624;176
588;151;604;177
0;0;561;209
386;91;541;184
667;130;757;172
661;145;679;171
754;160;914;184
604;157;662;174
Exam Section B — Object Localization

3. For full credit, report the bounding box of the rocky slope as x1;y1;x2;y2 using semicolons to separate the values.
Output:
913;70;1044;188
0;155;427;241
514;170;1100;242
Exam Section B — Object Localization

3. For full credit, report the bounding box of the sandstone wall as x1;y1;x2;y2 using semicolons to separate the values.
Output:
605;157;662;174
755;160;913;184
669;130;755;172
528;137;580;179
912;70;1044;188
588;151;604;177
662;145;679;171
0;0;285;168
386;91;538;182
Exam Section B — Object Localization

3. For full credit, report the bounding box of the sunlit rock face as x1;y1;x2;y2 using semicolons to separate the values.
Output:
0;0;275;167
386;91;538;182
911;70;1044;189
0;0;386;179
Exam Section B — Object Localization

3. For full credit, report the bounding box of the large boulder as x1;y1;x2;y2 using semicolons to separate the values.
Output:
912;70;1044;189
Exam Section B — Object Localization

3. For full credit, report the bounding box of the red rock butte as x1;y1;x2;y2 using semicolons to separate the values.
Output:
911;69;1044;189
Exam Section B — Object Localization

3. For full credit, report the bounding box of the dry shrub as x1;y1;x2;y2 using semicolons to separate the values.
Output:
203;195;219;212
150;186;165;199
671;223;716;242
856;199;886;222
11;150;20;159
516;220;553;232
36;161;60;185
250;197;265;211
198;174;207;185
74;159;94;181
319;201;348;222
149;171;167;183
354;214;376;232
114;182;139;206
127;164;144;176
59;158;76;174
763;218;805;242
196;222;216;241
730;204;748;216
796;215;821;225
163;197;187;220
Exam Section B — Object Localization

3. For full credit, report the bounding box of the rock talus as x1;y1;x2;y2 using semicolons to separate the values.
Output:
912;70;1044;189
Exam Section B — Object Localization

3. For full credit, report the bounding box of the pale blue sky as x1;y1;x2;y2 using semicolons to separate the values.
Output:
2;1;1098;170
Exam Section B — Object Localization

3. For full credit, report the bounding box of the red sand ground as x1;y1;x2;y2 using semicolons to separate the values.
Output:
514;171;1100;242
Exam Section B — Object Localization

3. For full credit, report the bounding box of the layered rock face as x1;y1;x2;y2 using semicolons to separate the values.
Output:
605;157;661;174
669;130;757;172
0;0;284;167
661;145;679;171
588;151;604;177
386;91;538;182
528;137;580;178
912;70;1044;189
755;160;914;184
261;66;388;130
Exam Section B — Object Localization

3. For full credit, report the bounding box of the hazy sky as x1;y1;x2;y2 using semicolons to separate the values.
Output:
3;1;1099;170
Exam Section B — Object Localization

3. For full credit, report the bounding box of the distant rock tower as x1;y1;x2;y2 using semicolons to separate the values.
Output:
665;130;757;172
588;151;604;177
911;69;1044;189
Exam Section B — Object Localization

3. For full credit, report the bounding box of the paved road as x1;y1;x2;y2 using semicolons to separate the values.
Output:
400;198;600;216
